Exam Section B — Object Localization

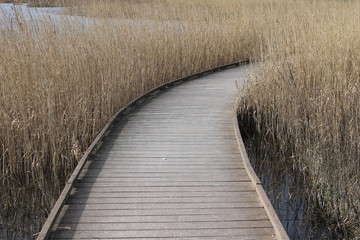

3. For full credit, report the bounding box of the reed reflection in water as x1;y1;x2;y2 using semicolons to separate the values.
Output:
243;139;334;240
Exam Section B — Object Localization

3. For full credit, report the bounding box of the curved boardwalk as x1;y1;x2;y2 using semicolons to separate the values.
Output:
49;65;282;239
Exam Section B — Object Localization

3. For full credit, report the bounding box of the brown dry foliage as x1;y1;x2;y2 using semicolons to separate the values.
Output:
0;0;263;238
238;0;360;237
0;0;359;238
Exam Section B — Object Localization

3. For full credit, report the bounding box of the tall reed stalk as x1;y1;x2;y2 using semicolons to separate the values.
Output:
0;0;265;238
1;0;359;238
238;0;360;238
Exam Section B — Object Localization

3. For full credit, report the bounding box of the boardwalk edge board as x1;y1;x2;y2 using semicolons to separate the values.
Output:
36;61;247;240
233;96;290;240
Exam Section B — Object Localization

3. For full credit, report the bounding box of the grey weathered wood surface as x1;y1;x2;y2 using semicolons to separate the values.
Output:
49;65;281;239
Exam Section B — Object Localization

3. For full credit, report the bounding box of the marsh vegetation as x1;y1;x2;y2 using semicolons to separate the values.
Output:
0;0;260;238
0;0;359;239
238;0;360;238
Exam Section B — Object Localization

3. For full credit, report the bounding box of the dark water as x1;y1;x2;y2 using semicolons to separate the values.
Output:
242;138;335;240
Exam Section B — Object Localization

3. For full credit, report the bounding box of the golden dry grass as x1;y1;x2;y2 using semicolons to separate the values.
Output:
0;0;359;238
238;0;360;237
0;0;263;238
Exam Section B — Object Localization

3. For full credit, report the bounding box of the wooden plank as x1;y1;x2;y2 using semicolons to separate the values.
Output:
55;220;273;231
114;127;234;131
79;168;246;174
71;185;253;192
68;191;256;198
58;214;270;224
97;146;240;151
85;162;244;168
117;121;234;125
67;196;259;204
77;176;251;182
52;236;275;240
89;157;242;162
56;207;267;217
78;171;250;178
92;153;242;158
82;163;243;168
51;228;275;239
86;161;244;165
83;165;245;170
75;181;251;187
101;139;237;142
66;202;261;210
76;176;251;182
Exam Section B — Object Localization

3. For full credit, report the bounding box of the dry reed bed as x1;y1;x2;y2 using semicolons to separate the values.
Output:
238;0;360;237
1;0;359;238
0;0;264;238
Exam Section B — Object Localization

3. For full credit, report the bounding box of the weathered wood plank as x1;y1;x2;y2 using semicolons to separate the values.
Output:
71;186;254;193
98;146;240;151
81;166;246;171
56;220;273;231
66;202;261;210
51;228;275;239
77;172;252;180
68;191;256;198
55;207;267;218
85;162;244;168
52;236;275;240
89;157;242;162
67;196;259;204
77;176;251;182
58;214;270;224
79;169;246;174
92;153;243;158
75;181;251;187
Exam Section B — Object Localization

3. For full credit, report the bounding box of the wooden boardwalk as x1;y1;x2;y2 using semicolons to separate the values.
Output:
46;64;288;239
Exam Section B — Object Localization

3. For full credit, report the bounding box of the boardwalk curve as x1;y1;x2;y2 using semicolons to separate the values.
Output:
39;63;288;239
